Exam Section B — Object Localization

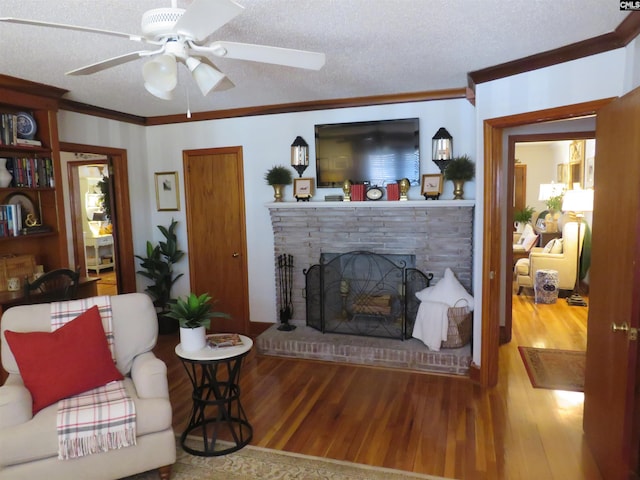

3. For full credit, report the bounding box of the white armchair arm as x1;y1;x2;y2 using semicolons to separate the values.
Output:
130;352;169;399
529;252;565;271
0;383;33;428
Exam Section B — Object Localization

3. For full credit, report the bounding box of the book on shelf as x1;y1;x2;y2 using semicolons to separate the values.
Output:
0;203;22;237
21;224;53;235
15;138;42;147
4;157;54;188
206;333;243;348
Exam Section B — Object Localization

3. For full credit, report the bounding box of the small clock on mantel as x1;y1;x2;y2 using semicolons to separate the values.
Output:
365;185;384;201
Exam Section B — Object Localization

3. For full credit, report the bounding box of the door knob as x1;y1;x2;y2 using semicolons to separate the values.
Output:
232;252;239;257
612;322;629;333
612;322;638;341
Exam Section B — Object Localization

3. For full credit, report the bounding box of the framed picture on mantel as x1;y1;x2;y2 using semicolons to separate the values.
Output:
155;171;180;211
421;174;443;200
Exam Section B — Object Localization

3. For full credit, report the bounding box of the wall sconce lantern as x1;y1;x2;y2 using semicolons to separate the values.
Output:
432;127;453;173
291;136;309;177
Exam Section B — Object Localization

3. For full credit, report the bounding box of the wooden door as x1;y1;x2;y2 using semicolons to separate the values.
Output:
183;147;250;335
583;86;640;479
513;164;526;212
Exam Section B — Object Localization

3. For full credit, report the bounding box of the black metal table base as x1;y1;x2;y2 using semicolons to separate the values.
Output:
179;352;253;456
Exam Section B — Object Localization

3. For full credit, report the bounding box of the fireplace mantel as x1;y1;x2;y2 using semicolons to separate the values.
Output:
266;200;475;209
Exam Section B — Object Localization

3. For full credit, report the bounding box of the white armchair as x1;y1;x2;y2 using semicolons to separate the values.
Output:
514;221;585;294
0;293;175;480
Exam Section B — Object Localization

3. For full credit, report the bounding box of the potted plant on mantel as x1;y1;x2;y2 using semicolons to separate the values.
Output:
135;219;185;334
166;293;231;351
444;154;475;199
265;165;293;202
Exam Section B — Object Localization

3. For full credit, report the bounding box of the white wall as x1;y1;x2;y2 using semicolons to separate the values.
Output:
515;142;563;214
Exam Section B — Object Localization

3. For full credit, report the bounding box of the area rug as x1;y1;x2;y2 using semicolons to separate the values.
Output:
518;346;585;392
126;437;452;480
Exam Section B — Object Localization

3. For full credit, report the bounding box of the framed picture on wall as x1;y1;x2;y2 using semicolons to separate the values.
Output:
155;171;180;211
557;163;568;186
584;154;595;188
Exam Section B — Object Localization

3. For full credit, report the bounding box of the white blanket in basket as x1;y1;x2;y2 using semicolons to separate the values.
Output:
412;300;450;351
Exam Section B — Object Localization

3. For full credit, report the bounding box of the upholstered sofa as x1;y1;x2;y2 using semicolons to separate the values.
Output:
514;221;585;294
0;293;175;480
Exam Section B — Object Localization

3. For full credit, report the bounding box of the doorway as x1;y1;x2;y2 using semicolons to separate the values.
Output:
73;158;117;295
61;142;137;294
505;133;595;344
478;97;612;387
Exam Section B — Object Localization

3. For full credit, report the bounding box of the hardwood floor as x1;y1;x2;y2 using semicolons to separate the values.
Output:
89;269;118;296
154;293;602;480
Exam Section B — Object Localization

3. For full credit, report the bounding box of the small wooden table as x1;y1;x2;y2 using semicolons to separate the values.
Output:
175;335;253;457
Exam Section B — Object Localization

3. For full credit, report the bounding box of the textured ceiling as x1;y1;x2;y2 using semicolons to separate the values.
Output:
0;1;630;118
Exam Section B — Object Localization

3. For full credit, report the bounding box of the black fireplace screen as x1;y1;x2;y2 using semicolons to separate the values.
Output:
304;251;433;340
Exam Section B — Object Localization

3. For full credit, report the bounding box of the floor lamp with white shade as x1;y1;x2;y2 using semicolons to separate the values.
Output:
561;188;594;307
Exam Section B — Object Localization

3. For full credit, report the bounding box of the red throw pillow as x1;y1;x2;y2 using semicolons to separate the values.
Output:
4;305;123;414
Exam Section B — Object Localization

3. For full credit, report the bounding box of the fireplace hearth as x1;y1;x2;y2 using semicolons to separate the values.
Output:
304;251;433;339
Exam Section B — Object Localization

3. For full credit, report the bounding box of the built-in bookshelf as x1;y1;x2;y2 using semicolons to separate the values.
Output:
0;83;68;271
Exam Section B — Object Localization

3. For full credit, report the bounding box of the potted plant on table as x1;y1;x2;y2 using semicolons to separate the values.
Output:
443;155;475;199
135;219;185;334
265;165;293;202
166;293;231;351
513;205;535;233
544;193;564;232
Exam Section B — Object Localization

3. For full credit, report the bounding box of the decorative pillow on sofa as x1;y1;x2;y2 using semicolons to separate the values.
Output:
415;267;474;311
542;238;563;254
3;305;123;414
521;233;539;252
517;224;535;245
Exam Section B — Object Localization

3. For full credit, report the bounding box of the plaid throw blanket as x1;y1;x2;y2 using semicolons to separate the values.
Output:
51;296;137;460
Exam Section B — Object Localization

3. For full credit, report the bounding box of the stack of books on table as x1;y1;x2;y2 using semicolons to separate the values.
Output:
207;333;243;348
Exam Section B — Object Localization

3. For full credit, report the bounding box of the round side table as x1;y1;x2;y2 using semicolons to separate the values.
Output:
175;334;253;456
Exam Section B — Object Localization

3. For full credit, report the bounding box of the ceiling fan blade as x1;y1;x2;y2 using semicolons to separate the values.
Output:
200;41;326;70
0;17;144;42
66;50;160;76
173;0;244;42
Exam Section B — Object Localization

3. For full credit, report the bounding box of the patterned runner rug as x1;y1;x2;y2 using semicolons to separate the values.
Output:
518;346;585;392
127;437;453;480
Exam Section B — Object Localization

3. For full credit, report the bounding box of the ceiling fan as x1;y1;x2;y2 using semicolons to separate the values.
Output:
0;0;326;100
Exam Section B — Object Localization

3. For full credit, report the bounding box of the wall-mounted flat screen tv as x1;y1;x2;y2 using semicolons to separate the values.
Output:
315;118;420;188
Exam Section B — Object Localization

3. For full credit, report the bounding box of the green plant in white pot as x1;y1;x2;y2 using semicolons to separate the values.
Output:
166;293;230;352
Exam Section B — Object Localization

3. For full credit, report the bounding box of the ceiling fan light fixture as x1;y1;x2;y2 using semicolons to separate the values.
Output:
144;81;174;100
185;57;226;96
142;54;178;94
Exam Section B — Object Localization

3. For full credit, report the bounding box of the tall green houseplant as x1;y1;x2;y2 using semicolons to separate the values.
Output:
135;219;185;329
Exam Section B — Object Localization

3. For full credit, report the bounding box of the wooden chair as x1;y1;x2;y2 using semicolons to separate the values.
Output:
23;268;80;304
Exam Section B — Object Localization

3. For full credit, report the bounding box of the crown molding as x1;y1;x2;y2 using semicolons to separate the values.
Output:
144;88;468;126
468;12;640;91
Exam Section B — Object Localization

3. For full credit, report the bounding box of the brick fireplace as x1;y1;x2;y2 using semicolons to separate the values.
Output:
268;200;474;328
